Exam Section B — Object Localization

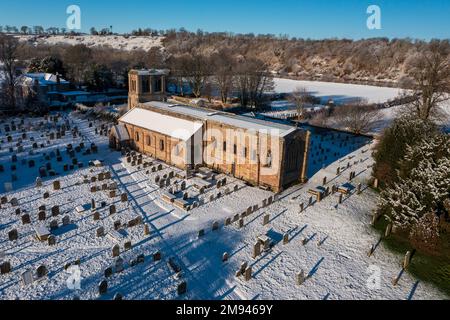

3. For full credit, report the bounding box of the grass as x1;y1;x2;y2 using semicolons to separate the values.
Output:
375;216;450;298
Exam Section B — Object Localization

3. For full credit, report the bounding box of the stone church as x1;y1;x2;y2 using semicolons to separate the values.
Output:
110;69;310;192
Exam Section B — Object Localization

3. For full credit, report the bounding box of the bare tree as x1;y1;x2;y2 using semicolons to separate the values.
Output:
212;50;234;103
234;58;274;109
331;100;382;134
0;34;19;110
406;44;450;120
288;87;310;123
182;53;211;98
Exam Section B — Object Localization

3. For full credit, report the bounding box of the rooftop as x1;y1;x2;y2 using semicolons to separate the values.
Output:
142;101;298;137
119;107;203;141
133;69;170;76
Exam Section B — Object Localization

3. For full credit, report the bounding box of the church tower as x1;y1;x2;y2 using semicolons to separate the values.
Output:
128;69;169;109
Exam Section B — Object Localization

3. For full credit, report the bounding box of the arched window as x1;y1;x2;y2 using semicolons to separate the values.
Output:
135;132;140;142
146;136;151;146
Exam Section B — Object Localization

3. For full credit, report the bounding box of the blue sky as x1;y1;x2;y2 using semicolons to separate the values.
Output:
0;0;449;40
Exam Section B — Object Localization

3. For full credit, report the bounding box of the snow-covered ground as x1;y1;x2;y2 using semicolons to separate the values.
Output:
273;78;403;105
0;112;447;300
16;35;164;52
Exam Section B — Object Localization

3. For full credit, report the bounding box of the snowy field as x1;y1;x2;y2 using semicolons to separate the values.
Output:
16;35;164;52
0;112;447;300
273;78;403;104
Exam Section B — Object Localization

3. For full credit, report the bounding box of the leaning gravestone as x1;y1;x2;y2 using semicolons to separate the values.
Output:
53;180;61;191
96;227;104;238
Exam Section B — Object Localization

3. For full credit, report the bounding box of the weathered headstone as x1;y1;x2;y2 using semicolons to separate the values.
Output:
21;214;31;225
36;265;48;278
244;266;252;281
21;270;34;286
112;244;120;257
0;261;12;274
96;227;105;238
48;235;56;246
62;215;70;226
177;281;187;295
51;205;60;217
222;252;229;262
263;214;270;226
53;180;61;191
98;280;108;295
252;242;261;259
8;229;18;241
296;270;306;285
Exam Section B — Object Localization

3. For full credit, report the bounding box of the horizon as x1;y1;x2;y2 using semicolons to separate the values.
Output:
0;0;449;40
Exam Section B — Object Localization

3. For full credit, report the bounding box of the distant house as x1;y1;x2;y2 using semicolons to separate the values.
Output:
16;73;127;108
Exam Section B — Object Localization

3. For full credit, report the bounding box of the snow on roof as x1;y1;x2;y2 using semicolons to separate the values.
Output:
111;124;130;142
135;69;169;76
143;101;298;137
20;73;70;86
119;107;203;142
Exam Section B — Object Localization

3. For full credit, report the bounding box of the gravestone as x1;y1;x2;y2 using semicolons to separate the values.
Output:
238;219;244;229
104;267;113;278
222;252;229;262
144;223;151;236
51;205;60;217
252;242;261;259
0;261;12;274
49;220;58;231
96;227;105;238
115;258;124;273
8;229;18;241
112;245;120;258
263;214;270;226
385;223;393;238
48;235;56;246
153;251;162;261
177;281;187;295
38;211;46;221
109;205;116;215
91;199;96;210
403;251;412;270
21;270;34;286
10;198;18;207
225;218;231;226
124;241;132;251
109;190;116;198
21;214;31;225
121;193;128;202
212;221;219;231
296;270;306;285
299;203;304;213
36;265;48;278
53;180;61;191
198;229;205;238
244;266;252;281
62;215;70;226
113;293;123;300
93;211;100;221
283;233;289;245
43;192;50;199
98;280;108;295
114;221;121;230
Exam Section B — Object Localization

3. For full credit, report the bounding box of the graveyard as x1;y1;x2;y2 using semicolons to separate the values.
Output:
0;111;447;300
